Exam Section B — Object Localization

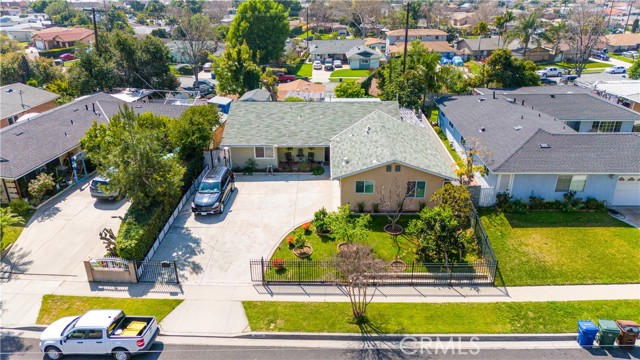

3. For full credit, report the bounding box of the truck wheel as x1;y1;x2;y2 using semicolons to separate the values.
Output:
44;346;63;360
112;348;131;360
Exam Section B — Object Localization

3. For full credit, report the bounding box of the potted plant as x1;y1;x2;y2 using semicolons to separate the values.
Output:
312;207;331;235
292;233;313;258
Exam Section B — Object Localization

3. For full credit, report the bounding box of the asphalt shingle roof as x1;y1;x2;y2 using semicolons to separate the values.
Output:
474;87;640;121
497;130;640;173
238;89;272;102
0;93;194;179
331;111;456;180
1;83;60;119
346;45;382;59
309;40;364;55
220;101;400;147
436;95;574;171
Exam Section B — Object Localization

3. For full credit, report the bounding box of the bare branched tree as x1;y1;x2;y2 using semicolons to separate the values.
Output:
473;1;498;26
333;0;383;38
173;10;217;85
376;177;413;233
566;4;607;77
335;243;386;322
309;0;334;31
203;1;229;25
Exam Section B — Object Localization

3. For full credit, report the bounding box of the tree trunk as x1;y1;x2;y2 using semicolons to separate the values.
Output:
193;63;199;88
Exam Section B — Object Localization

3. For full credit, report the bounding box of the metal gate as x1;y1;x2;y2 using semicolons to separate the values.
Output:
135;260;180;284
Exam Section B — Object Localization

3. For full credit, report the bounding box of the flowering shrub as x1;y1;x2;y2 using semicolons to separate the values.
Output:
286;236;295;247
301;222;311;231
272;258;285;270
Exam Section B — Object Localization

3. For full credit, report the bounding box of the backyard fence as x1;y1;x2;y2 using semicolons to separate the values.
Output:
250;205;498;286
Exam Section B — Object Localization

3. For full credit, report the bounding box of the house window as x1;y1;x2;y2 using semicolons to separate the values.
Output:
435;36;440;40
395;165;401;172
498;174;512;193
361;59;369;64
555;175;587;192
406;181;426;198
591;121;622;132
355;180;374;194
254;146;274;159
386;165;392;172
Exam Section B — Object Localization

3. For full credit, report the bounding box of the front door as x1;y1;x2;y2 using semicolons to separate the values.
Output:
324;147;330;163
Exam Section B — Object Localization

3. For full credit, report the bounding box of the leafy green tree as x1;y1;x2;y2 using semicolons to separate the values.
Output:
284;96;304;102
170;0;204;13
81;106;185;207
28;173;55;204
45;78;75;104
438;65;469;94
481;48;539;88
505;11;542;59
493;10;514;48
68;43;120;95
632;19;639;33
326;205;371;244
408;207;464;264
444;26;460;43
102;7;132;32
29;57;65;86
383;7;417;30
227;0;290;64
30;0;51;13
430;184;472;224
539;20;568;60
145;0;166;20
0;208;25;241
473;21;490;60
212;42;262;95
0;34;20;54
0;53;25;85
629;60;640;80
151;28;169;38
168;105;220;161
130;0;146;12
173;12;216;85
335;81;365;98
214;25;230;41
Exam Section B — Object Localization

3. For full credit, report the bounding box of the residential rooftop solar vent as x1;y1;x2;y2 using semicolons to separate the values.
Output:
478;97;486;102
514;126;523;130
539;143;550;149
506;98;516;103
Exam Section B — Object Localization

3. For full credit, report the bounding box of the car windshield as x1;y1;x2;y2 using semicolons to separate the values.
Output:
198;181;220;194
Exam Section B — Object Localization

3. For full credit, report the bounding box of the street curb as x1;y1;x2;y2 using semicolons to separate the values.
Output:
3;326;577;342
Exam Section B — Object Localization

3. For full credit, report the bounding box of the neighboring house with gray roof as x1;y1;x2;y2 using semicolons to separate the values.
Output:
1;83;59;129
0;93;194;203
437;93;640;206
308;40;365;62
475;87;640;132
345;45;383;69
221;101;455;210
238;88;272;102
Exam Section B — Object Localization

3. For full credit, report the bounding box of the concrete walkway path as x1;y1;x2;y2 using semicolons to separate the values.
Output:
2;276;638;335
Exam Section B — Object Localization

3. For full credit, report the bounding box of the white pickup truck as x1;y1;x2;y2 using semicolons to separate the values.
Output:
39;309;159;360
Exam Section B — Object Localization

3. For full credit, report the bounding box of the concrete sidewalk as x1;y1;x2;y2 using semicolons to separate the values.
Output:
2;276;639;335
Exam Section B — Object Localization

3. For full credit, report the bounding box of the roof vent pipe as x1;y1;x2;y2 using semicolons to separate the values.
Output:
521;100;525;106
85;104;88;111
493;90;496;99
92;103;95;113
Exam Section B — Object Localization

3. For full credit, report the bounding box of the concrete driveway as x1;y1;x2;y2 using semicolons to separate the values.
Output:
151;173;339;285
1;181;129;279
610;207;640;228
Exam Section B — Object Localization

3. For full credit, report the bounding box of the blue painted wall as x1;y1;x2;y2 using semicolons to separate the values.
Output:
510;174;617;203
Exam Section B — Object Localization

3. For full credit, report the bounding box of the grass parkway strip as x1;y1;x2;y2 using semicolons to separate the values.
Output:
37;295;183;325
244;300;640;334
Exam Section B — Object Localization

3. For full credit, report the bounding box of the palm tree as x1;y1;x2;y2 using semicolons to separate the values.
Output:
539;20;568;61
494;10;515;48
505;11;542;60
0;208;25;241
473;21;490;60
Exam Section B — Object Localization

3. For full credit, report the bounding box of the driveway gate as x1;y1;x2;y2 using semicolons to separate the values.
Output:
135;260;179;284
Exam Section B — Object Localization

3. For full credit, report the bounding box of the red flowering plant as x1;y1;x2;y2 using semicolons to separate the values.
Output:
301;222;312;233
272;258;285;270
286;236;295;247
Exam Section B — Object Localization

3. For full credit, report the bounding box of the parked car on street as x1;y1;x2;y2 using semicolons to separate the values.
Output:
622;50;638;59
591;50;610;61
539;77;557;85
333;59;342;68
54;59;64;66
560;74;578;84
191;166;235;215
536;67;564;77
312;60;322;70
324;63;334;71
90;176;120;200
58;53;75;61
40;309;159;360
275;72;295;83
203;62;212;72
604;65;626;74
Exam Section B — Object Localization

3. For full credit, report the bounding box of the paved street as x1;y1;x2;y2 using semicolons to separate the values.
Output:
150;173;340;285
3;336;638;360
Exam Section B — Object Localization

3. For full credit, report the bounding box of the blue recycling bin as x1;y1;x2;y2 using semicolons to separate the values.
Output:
577;320;598;347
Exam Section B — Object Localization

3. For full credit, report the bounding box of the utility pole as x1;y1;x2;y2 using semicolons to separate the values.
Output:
606;0;614;29
84;8;101;55
402;1;410;75
624;0;635;32
306;6;309;49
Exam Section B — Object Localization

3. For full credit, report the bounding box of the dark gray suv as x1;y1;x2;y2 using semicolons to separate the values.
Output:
191;166;235;215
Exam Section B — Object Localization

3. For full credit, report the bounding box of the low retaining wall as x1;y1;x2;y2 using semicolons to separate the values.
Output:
84;257;137;283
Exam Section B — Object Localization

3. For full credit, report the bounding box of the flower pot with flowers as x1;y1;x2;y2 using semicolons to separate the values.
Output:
292;233;313;258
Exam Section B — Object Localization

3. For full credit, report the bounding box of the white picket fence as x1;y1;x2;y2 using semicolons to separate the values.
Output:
140;165;210;265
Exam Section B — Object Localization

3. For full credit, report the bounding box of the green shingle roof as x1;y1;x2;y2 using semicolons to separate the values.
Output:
220;101;400;146
330;111;457;180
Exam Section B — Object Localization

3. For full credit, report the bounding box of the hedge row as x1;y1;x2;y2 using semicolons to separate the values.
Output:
116;158;203;261
38;46;77;59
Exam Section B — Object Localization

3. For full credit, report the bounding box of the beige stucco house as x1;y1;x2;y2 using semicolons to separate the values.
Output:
220;102;456;211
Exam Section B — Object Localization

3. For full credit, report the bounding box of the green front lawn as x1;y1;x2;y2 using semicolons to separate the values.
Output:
271;216;423;264
330;69;370;78
1;209;34;253
480;209;640;286
608;54;635;64
329;77;359;82
244;300;640;333
294;63;312;77
466;61;483;75
37;295;183;325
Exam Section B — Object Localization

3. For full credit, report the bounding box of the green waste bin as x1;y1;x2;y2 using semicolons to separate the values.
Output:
597;319;620;347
